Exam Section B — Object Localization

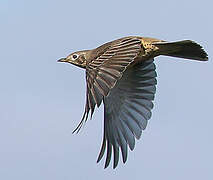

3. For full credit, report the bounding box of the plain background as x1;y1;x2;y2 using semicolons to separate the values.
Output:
1;0;212;179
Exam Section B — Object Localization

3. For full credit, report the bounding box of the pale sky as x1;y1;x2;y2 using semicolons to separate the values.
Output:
0;0;212;179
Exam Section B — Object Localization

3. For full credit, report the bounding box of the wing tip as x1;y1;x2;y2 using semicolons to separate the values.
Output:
72;109;89;134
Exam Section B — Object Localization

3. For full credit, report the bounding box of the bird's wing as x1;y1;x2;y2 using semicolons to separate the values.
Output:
73;37;142;133
97;59;157;168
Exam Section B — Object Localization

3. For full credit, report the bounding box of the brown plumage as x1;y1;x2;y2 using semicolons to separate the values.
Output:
58;36;208;169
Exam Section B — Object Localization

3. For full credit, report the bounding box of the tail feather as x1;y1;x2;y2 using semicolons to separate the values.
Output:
153;40;208;61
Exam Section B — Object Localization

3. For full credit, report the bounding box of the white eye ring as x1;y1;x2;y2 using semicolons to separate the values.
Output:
72;54;79;60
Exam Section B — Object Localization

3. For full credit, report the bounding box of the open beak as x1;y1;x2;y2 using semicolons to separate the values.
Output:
57;58;67;62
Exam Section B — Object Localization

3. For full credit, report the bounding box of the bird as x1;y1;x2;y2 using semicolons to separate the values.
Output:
58;36;208;169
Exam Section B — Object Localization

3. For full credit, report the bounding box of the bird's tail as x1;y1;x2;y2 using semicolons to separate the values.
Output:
153;40;208;61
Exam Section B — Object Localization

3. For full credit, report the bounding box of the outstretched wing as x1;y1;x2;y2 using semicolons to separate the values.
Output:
97;59;157;168
73;37;142;133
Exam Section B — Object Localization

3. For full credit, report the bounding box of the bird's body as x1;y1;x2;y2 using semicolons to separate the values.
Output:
58;36;208;168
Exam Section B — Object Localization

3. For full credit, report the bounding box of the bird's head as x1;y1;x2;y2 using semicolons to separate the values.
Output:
58;50;89;69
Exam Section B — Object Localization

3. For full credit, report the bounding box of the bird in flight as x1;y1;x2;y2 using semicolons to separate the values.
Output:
58;36;208;169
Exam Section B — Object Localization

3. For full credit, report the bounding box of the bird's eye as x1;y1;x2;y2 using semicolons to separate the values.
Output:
72;54;78;59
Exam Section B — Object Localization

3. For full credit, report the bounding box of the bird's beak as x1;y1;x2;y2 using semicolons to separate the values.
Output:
57;58;68;62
